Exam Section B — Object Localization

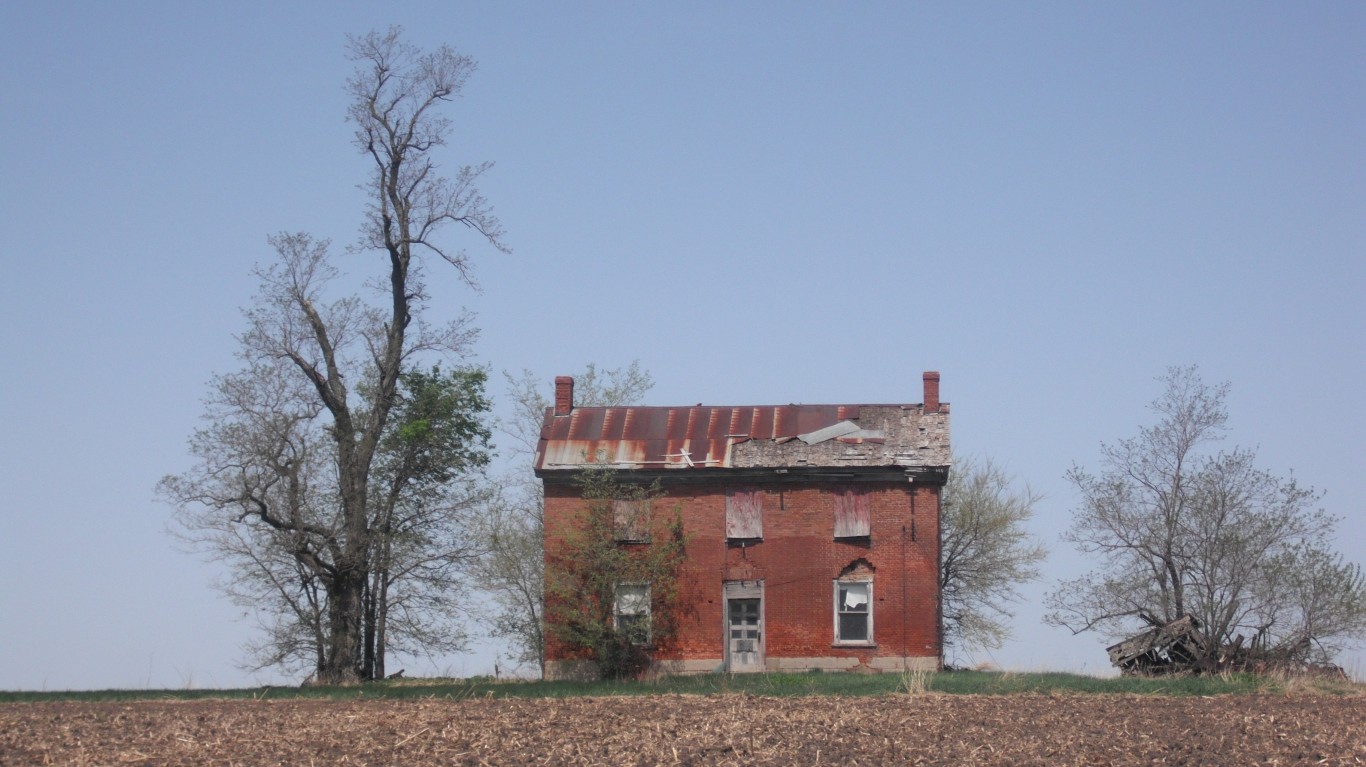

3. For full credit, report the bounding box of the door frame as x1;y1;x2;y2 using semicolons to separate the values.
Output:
722;580;765;673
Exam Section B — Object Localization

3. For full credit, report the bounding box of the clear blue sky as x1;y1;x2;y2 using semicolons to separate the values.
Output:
2;2;1362;689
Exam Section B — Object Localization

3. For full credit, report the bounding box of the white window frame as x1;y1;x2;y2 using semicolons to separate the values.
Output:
833;580;873;645
614;582;652;645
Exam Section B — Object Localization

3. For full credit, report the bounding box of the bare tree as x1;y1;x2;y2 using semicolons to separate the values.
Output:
939;457;1047;656
479;363;653;675
476;493;550;673
1045;366;1366;665
161;357;337;677
161;28;507;683
499;363;656;466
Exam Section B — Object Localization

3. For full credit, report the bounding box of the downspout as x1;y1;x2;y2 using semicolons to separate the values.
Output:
905;482;917;671
901;517;908;672
935;483;944;670
722;518;730;673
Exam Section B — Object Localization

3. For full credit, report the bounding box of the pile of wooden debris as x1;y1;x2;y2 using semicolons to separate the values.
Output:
1106;615;1347;678
1107;615;1214;675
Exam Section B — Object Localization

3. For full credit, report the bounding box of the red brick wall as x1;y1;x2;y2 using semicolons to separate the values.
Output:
543;478;942;669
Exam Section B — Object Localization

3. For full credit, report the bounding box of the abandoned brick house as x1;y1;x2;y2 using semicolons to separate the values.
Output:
536;372;951;679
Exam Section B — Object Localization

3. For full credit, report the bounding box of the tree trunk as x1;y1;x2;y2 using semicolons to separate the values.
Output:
362;575;377;680
323;490;368;683
375;575;389;680
320;564;365;683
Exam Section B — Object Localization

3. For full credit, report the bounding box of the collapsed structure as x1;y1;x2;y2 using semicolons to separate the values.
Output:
1107;614;1348;678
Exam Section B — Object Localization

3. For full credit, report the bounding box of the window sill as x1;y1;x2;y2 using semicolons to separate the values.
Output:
832;642;877;648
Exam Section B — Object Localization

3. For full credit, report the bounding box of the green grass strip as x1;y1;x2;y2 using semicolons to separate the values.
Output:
2;669;1356;704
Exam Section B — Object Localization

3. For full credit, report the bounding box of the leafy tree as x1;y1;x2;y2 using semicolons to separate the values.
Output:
162;362;494;679
160;28;506;683
1045;366;1366;666
542;465;687;679
478;363;653;676
939;457;1047;655
363;366;493;679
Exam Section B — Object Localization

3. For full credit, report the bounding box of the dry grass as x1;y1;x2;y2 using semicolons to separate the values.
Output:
2;692;1362;766
898;667;930;695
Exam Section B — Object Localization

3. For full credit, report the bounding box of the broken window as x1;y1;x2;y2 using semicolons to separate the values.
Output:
833;488;871;538
615;583;651;645
612;499;650;543
726;489;763;540
834;580;873;644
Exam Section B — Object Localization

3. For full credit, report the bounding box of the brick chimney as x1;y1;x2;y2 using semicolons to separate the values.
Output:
923;371;941;414
554;376;575;416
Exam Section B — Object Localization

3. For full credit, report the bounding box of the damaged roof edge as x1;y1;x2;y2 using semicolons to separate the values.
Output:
535;373;948;473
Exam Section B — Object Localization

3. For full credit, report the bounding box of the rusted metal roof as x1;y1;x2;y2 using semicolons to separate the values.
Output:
534;402;950;472
535;404;850;470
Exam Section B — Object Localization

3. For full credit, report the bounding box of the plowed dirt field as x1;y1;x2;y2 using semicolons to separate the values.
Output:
2;693;1361;766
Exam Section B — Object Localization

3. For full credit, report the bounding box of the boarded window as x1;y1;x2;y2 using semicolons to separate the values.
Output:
615;583;651;645
726;489;763;540
833;488;871;538
834;580;872;643
612;499;650;542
